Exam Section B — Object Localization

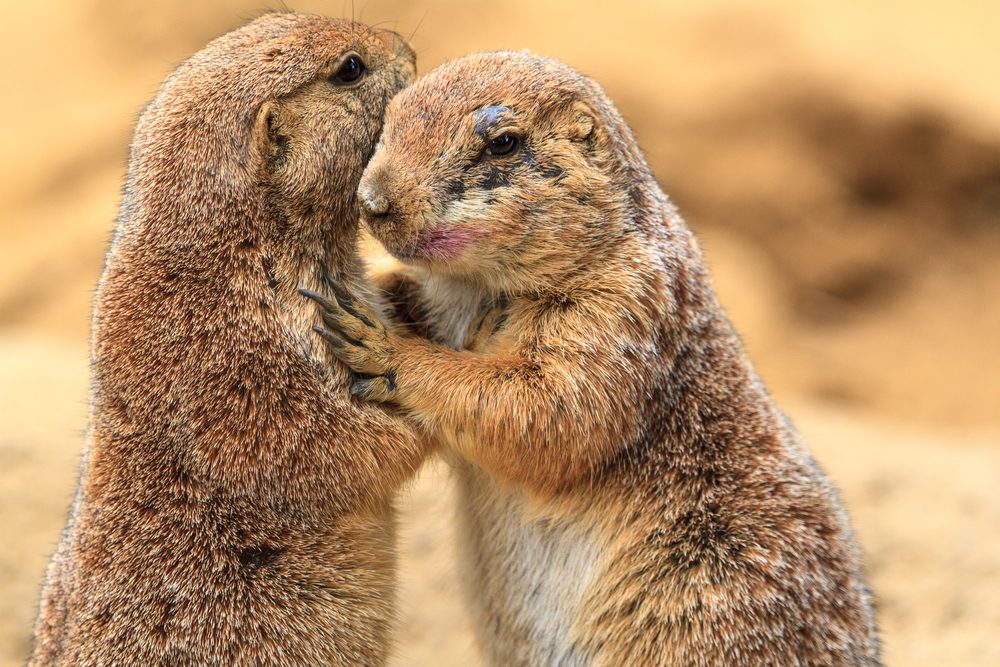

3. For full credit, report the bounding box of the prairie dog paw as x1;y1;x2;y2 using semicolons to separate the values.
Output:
464;301;507;352
350;372;397;402
301;284;399;400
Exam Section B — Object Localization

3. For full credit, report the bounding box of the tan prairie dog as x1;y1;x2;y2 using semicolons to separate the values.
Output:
305;52;881;666
30;14;425;666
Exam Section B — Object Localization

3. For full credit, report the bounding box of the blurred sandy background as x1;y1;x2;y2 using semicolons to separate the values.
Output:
2;1;999;665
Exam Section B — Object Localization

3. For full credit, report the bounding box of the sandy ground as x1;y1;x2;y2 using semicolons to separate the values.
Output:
2;1;999;665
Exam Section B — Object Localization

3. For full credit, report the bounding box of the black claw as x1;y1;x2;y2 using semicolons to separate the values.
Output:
332;293;378;330
328;278;349;297
349;378;373;398
350;374;395;399
338;330;368;349
328;280;357;308
383;369;397;391
313;326;347;349
317;313;367;349
322;281;381;331
300;288;338;313
315;323;366;350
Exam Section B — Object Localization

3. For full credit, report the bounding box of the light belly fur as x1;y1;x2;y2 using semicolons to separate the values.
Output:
426;275;602;665
453;463;602;666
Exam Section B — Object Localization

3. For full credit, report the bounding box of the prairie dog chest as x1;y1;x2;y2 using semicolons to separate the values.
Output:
419;274;486;349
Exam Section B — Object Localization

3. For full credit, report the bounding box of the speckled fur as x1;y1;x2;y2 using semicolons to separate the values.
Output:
313;51;881;666
29;14;425;667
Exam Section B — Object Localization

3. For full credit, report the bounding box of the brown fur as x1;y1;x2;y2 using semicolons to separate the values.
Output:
310;52;881;666
29;14;425;666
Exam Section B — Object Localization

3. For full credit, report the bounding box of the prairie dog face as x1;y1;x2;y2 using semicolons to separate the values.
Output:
357;51;636;293
129;14;415;242
257;20;416;225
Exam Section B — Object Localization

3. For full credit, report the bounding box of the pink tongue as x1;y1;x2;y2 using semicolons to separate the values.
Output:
417;226;478;260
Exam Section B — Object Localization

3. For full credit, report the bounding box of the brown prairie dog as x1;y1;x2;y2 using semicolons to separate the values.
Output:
30;14;425;666
308;51;881;666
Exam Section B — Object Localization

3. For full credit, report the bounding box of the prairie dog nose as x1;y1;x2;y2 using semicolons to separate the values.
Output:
359;184;391;219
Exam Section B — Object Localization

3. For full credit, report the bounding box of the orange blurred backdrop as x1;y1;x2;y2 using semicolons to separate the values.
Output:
2;2;998;665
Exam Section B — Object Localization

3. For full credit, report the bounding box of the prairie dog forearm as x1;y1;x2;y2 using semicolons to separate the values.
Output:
392;337;641;491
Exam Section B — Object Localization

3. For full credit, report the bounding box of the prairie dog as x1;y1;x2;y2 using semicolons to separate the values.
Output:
30;14;425;666
307;51;881;666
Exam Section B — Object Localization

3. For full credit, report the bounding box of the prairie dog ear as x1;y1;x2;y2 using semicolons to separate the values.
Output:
253;100;288;174
568;101;596;141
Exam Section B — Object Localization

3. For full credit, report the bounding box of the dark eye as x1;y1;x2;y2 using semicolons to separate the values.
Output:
486;134;520;157
330;55;366;85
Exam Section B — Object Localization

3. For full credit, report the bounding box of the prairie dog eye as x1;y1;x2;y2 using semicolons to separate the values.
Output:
330;55;366;85
486;133;520;157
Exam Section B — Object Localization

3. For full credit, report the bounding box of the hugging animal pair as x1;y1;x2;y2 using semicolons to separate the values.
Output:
29;13;880;667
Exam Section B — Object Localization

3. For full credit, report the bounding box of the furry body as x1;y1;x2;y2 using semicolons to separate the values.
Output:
312;52;881;666
30;14;422;666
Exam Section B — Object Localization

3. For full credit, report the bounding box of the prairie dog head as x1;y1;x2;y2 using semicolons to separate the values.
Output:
253;18;416;233
128;14;416;257
357;51;650;293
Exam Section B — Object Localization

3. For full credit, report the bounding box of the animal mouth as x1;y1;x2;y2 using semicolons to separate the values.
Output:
393;225;480;262
419;225;483;261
